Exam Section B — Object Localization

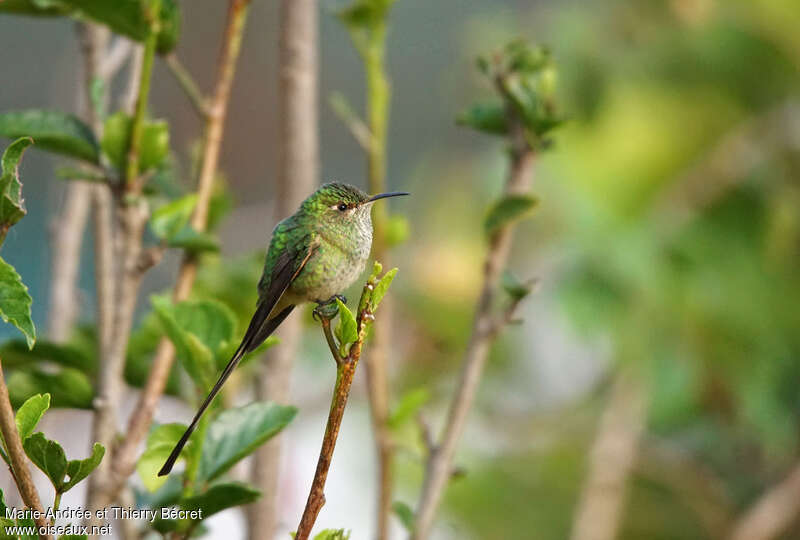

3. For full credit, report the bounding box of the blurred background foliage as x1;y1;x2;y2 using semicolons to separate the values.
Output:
1;0;799;538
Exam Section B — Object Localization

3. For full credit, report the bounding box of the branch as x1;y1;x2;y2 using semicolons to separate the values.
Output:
250;1;318;535
728;463;800;540
164;53;210;118
0;355;52;539
295;272;386;540
328;92;371;151
106;0;253;503
412;73;536;540
569;373;648;540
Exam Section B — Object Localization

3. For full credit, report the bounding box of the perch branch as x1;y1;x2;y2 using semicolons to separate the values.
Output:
728;463;800;540
107;0;252;503
0;356;52;539
295;272;386;540
412;73;536;540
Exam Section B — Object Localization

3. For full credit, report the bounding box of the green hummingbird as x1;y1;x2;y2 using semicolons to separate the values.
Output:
158;182;408;476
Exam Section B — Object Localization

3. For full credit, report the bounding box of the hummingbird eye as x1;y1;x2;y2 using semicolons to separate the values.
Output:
337;203;348;211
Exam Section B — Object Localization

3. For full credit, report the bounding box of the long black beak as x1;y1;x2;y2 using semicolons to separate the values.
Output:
367;191;410;203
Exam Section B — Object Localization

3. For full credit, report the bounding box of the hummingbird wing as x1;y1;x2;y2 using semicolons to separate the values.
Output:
158;228;316;477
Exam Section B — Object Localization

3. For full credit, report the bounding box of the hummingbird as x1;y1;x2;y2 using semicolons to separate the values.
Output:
158;182;409;476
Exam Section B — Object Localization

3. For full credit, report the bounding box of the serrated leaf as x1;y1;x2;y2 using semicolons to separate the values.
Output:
0;137;33;238
137;423;186;491
58;0;180;54
456;102;508;135
0;0;70;16
200;402;297;482
180;482;261;518
166;225;220;253
313;530;351;540
23;432;68;491
62;442;104;492
334;299;358;356
0;256;36;349
101;112;169;172
370;268;397;312
15;393;50;441
0;111;98;163
149;193;198;239
392;501;414;532
501;270;534;301
6;368;93;410
387;387;429;429
484;194;539;236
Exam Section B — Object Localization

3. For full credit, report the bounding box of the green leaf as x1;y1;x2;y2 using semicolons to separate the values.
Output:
59;0;181;54
484;194;539;236
313;530;351;540
0;137;33;237
334;298;358;356
0;256;36;349
166;225;220;253
200;402;297;482
62;443;104;492
23;433;67;491
501;270;534;301
101;112;169;172
0;339;95;373
392;501;414;532
149;193;198;239
387;387;429;429
137;423;186;491
152;296;237;388
55;166;107;183
0;0;70;16
370;268;397;312
15;393;50;441
0;111;98;163
385;214;409;247
7;368;93;409
456;102;508;135
180;482;261;518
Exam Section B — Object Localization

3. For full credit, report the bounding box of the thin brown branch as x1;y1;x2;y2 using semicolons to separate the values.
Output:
164;53;210;118
728;463;800;540
412;81;535;540
250;0;318;535
0;355;52;539
106;0;252;503
570;373;648;540
295;278;380;540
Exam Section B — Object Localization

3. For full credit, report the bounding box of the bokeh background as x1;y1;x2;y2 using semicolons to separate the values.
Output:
2;0;800;538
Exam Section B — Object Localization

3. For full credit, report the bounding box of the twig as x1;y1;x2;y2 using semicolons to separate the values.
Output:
328;92;371;151
164;53;210;118
86;6;162;517
250;0;318;536
728;463;800;540
107;0;252;503
569;373;648;540
295;277;382;540
0;355;52;539
411;73;536;540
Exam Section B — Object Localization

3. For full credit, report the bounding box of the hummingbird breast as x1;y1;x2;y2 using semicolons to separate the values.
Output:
289;215;372;302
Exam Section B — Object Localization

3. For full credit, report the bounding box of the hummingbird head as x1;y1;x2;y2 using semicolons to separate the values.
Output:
302;182;409;228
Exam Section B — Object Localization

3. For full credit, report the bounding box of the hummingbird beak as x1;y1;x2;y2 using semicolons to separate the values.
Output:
365;191;410;204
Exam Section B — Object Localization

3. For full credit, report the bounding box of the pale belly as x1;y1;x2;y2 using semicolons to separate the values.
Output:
288;238;370;302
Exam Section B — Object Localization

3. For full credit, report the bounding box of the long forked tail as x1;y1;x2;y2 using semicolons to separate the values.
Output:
157;304;294;477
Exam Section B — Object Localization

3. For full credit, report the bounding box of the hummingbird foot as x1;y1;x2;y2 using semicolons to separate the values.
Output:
312;295;347;321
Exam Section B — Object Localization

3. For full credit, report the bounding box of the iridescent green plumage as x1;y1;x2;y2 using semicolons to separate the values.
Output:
159;182;408;476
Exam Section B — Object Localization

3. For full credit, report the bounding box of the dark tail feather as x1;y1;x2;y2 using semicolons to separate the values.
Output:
157;304;295;477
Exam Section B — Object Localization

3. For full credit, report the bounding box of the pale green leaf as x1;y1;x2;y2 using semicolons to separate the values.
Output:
149;193;198;239
392;501;414;532
370;268;397;312
137;423;186;491
0;111;97;162
484;194;539;236
0;137;33;236
15;393;50;441
0;256;36;349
